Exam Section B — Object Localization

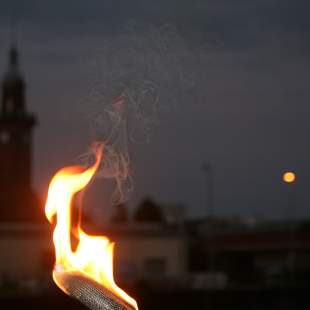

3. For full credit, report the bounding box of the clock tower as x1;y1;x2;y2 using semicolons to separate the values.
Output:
0;46;41;222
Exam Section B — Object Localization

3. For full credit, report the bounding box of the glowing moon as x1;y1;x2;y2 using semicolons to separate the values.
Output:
283;171;296;183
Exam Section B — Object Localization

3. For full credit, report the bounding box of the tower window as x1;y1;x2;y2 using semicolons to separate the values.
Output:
6;99;15;114
0;131;10;143
23;133;29;143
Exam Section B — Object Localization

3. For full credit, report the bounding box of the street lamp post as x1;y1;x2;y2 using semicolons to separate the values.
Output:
202;163;215;272
202;163;214;219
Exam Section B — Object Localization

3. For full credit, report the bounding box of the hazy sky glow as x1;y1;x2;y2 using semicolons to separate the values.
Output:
0;0;310;220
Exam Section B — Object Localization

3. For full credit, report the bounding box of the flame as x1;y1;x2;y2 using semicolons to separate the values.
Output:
45;145;138;310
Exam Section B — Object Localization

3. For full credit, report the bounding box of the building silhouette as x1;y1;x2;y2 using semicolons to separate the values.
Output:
133;198;164;223
0;46;49;291
0;46;41;222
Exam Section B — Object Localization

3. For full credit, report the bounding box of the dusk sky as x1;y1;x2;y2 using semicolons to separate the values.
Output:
0;0;310;220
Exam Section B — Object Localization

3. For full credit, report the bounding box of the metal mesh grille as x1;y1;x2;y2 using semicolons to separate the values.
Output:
55;271;134;310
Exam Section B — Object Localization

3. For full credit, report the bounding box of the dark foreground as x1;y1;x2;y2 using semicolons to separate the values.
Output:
0;287;309;310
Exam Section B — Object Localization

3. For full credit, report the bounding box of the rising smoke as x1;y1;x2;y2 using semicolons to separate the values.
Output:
76;21;202;220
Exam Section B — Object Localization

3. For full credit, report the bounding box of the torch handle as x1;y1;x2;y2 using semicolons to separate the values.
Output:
54;270;135;310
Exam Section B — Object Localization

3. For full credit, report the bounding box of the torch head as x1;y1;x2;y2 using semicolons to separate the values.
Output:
54;269;135;310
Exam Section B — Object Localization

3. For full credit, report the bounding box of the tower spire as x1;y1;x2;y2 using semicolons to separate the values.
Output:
1;44;24;115
8;1;19;80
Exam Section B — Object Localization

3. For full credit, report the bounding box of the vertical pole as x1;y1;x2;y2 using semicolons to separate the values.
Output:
203;163;215;272
287;184;297;286
202;163;214;218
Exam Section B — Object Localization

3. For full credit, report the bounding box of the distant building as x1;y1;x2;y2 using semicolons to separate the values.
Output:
187;218;310;287
0;46;41;222
103;223;187;288
0;46;50;292
133;198;164;223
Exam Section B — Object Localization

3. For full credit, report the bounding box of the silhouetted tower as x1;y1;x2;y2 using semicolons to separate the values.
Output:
0;46;41;222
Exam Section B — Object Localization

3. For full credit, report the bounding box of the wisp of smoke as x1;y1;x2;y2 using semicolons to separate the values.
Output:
76;21;203;214
79;93;132;206
81;21;198;143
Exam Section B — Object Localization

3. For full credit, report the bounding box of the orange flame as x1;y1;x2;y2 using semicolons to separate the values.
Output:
45;145;138;310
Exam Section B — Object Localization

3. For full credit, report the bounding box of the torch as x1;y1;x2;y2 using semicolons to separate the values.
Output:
44;144;138;310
